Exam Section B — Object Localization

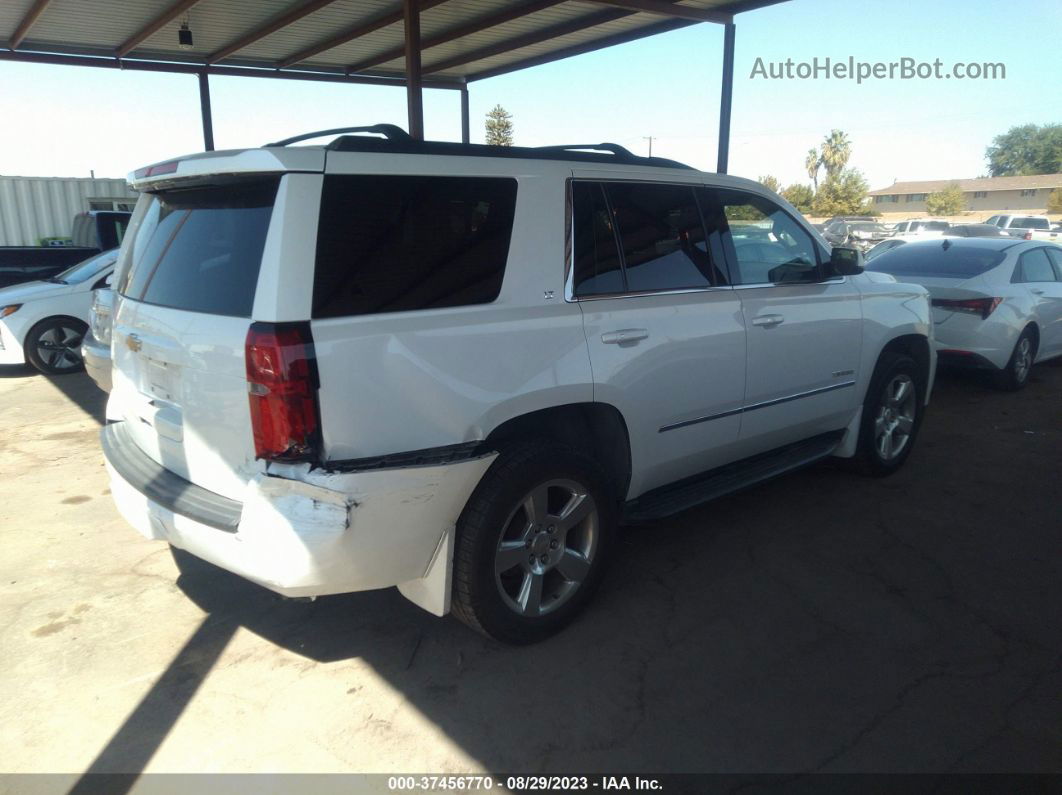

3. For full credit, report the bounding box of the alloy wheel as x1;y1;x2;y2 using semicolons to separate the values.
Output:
874;373;917;461
36;325;85;371
494;479;599;618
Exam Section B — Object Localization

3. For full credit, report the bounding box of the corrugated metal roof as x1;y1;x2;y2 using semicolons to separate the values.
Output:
870;174;1062;195
1;0;786;83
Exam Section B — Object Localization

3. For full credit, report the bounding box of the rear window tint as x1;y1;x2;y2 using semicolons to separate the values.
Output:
118;178;278;317
867;242;1006;278
313;175;517;318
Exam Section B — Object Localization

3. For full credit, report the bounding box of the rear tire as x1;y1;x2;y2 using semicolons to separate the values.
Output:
25;317;88;375
451;441;616;644
993;328;1036;391
851;352;924;477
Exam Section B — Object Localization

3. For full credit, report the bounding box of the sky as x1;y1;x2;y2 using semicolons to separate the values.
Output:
1;0;1060;191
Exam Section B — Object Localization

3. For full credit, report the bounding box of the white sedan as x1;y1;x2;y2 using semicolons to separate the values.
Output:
0;249;116;375
867;238;1062;389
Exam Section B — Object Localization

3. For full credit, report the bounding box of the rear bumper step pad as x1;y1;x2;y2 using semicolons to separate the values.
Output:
101;422;243;532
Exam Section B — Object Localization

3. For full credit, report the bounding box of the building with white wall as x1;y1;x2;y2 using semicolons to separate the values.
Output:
0;176;137;246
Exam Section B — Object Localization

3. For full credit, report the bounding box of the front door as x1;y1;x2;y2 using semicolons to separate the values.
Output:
705;187;863;454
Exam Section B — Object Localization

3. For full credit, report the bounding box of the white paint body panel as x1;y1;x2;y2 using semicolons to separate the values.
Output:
105;451;495;602
103;144;937;616
0;259;114;364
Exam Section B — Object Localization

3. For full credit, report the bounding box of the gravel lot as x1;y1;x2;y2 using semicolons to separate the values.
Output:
1;359;1059;780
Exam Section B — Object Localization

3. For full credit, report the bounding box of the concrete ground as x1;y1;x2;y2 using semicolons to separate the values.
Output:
1;360;1059;780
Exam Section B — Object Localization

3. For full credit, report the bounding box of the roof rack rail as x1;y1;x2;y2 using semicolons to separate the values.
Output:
534;143;638;159
325;133;692;170
266;124;410;147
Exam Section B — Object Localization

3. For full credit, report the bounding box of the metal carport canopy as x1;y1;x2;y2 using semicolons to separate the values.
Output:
1;0;788;172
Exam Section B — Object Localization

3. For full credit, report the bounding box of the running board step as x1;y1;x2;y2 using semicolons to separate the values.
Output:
623;430;844;524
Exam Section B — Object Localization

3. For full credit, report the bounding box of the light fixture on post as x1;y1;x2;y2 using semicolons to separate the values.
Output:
178;20;193;50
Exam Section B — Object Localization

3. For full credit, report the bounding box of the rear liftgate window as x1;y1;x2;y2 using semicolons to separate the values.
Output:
118;178;279;317
313;175;518;318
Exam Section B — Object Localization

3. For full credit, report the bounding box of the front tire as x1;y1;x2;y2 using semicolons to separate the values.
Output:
451;442;616;644
852;353;924;477
993;328;1036;391
25;317;88;375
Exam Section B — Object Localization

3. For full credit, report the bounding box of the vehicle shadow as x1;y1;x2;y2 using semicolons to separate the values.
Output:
47;370;107;425
68;364;1062;783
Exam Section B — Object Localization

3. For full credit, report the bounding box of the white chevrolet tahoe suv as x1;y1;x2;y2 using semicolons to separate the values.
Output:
103;125;934;644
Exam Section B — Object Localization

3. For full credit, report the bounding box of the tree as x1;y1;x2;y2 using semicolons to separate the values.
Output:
986;124;1062;177
925;183;968;216
485;105;514;146
812;169;871;217
805;148;821;192
758;175;781;193
819;129;852;180
781;183;815;213
1045;188;1062;214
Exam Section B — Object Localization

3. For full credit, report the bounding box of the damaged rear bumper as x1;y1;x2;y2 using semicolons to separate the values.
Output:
101;421;495;614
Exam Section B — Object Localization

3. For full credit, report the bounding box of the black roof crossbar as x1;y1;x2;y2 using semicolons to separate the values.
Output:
266;124;411;147
264;125;692;169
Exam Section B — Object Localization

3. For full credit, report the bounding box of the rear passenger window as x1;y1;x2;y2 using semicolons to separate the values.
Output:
606;183;712;292
120;178;278;317
1018;249;1057;282
571;181;723;296
712;189;820;285
1045;247;1062;277
571;182;624;296
313;175;517;318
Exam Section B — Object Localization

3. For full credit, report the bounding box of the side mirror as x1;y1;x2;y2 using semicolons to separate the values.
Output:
828;246;864;276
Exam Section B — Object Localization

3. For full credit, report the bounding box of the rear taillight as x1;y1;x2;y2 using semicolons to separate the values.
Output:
931;297;1002;320
245;322;321;462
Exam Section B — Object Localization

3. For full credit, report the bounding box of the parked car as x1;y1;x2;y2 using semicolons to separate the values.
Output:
823;220;892;251
984;214;1060;243
945;224;1010;238
0;211;129;289
867;238;1062;389
0;248;117;374
890;218;951;236
81;284;114;391
102;126;934;644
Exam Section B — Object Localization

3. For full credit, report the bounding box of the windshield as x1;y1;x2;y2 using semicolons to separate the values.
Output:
913;221;950;231
52;248;118;284
851;223;887;233
867;242;1007;279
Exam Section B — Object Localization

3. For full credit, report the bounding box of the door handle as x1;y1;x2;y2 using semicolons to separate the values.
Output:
751;314;785;328
601;328;649;345
1030;288;1045;295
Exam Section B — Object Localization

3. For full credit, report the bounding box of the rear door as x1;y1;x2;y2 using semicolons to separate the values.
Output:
1020;247;1062;357
108;176;282;501
706;186;863;453
571;175;746;497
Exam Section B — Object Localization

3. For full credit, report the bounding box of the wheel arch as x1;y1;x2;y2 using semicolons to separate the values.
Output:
484;402;632;502
25;313;89;345
876;333;932;400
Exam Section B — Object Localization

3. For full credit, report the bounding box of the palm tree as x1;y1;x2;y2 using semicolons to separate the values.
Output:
805;148;821;192
820;130;851;180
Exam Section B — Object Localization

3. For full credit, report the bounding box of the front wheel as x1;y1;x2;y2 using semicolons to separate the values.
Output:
451;442;616;644
852;353;924;477
25;317;88;375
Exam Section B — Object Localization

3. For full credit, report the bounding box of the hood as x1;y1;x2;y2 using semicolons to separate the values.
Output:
0;279;74;306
